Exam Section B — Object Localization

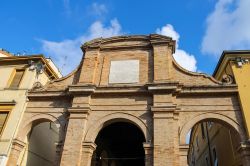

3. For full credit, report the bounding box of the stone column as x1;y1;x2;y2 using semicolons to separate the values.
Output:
60;107;90;166
81;141;97;166
7;139;26;166
179;144;189;166
143;142;153;166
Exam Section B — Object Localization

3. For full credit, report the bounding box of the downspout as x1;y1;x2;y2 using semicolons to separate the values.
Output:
205;122;213;166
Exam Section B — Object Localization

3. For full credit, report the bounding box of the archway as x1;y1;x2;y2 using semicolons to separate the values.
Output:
179;113;246;145
91;122;146;166
180;114;245;166
23;121;60;166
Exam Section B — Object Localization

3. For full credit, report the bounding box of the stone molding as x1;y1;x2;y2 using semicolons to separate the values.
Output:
143;142;153;154
11;139;26;152
179;144;189;156
81;34;175;53
82;141;97;153
238;142;250;157
151;105;179;119
68;85;96;95
67;107;91;119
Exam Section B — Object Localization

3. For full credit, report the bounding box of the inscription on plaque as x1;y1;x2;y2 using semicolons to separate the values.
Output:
109;60;139;83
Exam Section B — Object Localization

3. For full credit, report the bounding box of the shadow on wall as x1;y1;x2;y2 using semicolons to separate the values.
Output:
23;122;60;166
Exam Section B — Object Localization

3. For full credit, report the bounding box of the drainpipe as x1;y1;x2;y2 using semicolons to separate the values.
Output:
205;122;213;166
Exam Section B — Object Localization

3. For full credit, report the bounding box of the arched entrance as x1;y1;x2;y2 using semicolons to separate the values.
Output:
91;122;146;166
24;121;60;166
185;118;243;166
15;121;61;166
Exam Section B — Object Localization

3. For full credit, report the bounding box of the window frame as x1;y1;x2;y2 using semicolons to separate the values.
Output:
7;68;26;88
0;105;13;138
212;147;218;166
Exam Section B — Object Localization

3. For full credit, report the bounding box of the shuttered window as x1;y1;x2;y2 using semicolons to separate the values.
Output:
0;112;9;135
9;69;25;88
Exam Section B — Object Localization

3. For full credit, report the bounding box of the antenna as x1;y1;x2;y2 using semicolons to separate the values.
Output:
61;55;68;73
22;51;27;56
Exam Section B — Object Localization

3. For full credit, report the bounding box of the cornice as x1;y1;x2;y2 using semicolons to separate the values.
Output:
180;84;238;95
26;83;238;99
213;50;250;78
68;84;96;95
0;55;60;79
81;34;176;53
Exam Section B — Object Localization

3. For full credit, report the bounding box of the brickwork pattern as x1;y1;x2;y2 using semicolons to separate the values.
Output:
7;35;250;166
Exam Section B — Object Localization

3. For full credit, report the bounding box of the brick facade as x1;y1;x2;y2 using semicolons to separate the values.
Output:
7;35;250;166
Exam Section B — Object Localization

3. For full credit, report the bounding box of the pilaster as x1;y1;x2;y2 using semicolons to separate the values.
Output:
81;141;97;166
149;83;180;166
7;139;26;166
151;105;179;166
150;35;175;82
60;107;91;166
143;142;153;166
179;144;189;166
79;49;100;84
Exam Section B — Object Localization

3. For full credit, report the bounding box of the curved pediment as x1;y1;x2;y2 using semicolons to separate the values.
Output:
30;34;225;94
81;34;175;52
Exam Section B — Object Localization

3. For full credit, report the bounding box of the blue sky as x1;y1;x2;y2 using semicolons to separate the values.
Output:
1;0;250;75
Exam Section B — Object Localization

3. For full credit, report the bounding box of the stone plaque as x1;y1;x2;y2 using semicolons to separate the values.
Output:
109;60;139;83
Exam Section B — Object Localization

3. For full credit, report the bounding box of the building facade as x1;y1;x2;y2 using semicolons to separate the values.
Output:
0;51;61;166
186;50;250;166
187;122;242;166
5;35;250;166
213;51;250;139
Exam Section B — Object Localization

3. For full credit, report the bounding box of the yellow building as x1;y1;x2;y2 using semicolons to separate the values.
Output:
0;49;62;166
188;50;250;166
187;122;242;166
213;50;250;139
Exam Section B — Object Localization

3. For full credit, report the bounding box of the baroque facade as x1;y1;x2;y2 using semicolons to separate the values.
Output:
6;35;250;166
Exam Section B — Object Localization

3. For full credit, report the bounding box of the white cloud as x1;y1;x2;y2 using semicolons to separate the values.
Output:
90;3;108;16
41;19;122;75
202;0;250;56
156;24;197;72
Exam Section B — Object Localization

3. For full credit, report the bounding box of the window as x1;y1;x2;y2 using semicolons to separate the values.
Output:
208;122;214;128
0;106;12;136
8;69;25;88
196;136;199;150
213;148;218;166
205;156;209;166
201;123;205;139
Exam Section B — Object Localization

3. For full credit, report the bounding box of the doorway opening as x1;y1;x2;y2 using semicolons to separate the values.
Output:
92;122;145;166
